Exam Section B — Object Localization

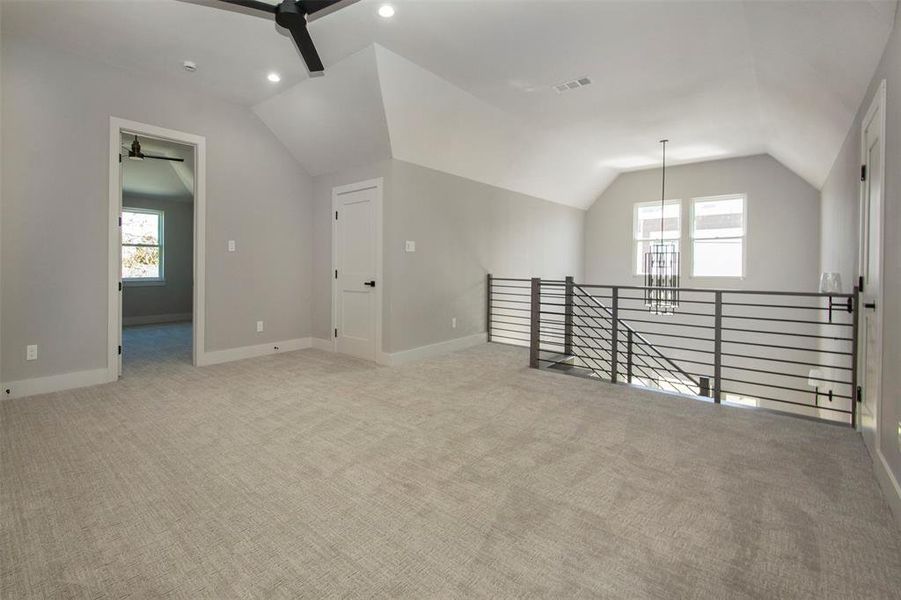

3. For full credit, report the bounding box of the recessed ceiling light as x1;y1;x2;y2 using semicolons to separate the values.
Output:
378;4;395;18
267;72;281;83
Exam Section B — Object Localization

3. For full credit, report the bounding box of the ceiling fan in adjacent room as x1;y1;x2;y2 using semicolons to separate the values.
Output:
122;135;185;162
211;0;360;75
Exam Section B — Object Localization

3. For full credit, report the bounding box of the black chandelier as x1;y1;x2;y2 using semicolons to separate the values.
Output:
644;139;680;315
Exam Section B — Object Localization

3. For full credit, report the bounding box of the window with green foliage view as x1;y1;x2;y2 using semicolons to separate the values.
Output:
122;208;163;281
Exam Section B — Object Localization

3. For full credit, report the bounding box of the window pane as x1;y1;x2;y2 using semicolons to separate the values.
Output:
122;211;160;245
636;240;680;275
693;197;743;239
122;245;160;279
692;238;742;277
635;202;680;240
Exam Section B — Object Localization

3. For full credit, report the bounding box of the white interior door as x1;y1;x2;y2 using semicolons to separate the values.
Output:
117;154;124;377
858;81;885;438
333;180;381;361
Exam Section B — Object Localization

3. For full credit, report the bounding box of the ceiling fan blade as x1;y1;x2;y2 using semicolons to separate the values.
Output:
286;22;324;74
215;0;278;14
142;154;186;162
304;0;360;22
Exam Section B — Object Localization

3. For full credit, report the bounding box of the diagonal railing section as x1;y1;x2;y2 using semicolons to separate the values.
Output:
486;274;860;426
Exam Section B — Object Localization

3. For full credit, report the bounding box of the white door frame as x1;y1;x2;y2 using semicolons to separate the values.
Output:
857;79;886;440
331;178;383;362
107;117;207;380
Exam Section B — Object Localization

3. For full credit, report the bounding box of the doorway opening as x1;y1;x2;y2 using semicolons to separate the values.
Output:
120;134;194;371
108;118;207;380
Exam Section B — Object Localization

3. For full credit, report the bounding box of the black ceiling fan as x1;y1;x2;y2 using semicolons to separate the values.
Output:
212;0;360;75
122;135;185;162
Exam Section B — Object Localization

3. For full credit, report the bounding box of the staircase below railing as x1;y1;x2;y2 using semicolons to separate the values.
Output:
487;274;860;426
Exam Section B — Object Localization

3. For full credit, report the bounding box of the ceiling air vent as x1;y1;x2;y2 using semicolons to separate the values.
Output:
554;77;592;93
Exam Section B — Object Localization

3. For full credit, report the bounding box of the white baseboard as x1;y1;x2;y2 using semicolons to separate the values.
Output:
2;368;113;400
874;448;901;531
197;337;311;367
378;333;486;366
311;338;335;352
123;313;192;326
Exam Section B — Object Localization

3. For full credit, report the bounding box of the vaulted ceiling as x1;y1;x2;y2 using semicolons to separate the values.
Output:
4;0;897;208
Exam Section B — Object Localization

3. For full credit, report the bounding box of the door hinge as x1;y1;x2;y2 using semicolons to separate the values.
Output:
859;275;865;293
118;216;122;227
334;269;338;279
118;281;122;292
335;210;338;220
861;164;867;182
334;328;338;338
857;386;863;403
119;153;122;164
118;345;122;355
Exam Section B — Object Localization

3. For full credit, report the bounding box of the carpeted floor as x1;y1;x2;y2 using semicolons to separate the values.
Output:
2;323;900;599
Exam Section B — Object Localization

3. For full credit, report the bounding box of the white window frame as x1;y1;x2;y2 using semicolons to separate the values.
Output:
122;207;165;286
632;199;681;277
689;193;747;279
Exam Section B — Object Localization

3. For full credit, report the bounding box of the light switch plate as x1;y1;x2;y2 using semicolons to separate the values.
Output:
26;345;37;361
228;240;236;252
256;321;264;333
404;240;416;252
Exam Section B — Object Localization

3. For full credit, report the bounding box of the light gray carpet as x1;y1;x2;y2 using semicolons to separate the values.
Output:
2;323;900;599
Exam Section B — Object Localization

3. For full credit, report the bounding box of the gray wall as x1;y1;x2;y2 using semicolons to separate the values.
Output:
584;154;821;291
122;194;193;322
311;158;585;353
820;5;901;517
1;34;313;382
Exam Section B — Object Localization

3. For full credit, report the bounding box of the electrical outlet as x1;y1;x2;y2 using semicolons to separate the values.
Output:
26;345;38;361
228;240;236;252
451;317;457;329
405;240;416;252
256;321;264;333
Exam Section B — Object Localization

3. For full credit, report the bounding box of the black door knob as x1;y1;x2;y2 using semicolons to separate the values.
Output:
364;280;376;288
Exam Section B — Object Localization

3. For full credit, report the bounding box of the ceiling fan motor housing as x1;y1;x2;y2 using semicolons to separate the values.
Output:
275;0;305;29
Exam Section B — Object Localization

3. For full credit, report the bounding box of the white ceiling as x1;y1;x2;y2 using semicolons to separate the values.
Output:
4;0;896;207
121;134;195;200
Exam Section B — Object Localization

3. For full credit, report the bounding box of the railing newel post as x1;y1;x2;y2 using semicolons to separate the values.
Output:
713;290;723;404
486;273;493;343
850;286;860;429
626;329;633;384
564;276;574;356
611;287;619;383
529;277;541;369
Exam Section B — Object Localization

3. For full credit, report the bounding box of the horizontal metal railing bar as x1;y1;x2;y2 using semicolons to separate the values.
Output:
490;292;532;298
719;338;853;356
613;306;715;318
719;389;852;415
719;377;852;399
490;334;530;344
721;314;852;327
491;306;530;313
617;329;715;343
723;301;834;312
491;277;531;282
721;363;851;385
590;294;716;306
719;326;854;342
539;355;613;367
491;299;532;305
490;318;529;326
719;351;852;371
575;283;854;299
490;326;535;336
637;342;715;355
603;317;715;330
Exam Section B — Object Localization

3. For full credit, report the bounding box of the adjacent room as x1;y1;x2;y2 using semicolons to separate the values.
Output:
120;133;196;372
1;0;900;597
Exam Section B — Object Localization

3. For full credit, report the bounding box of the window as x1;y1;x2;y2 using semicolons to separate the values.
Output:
122;208;163;281
633;200;681;275
691;195;745;278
